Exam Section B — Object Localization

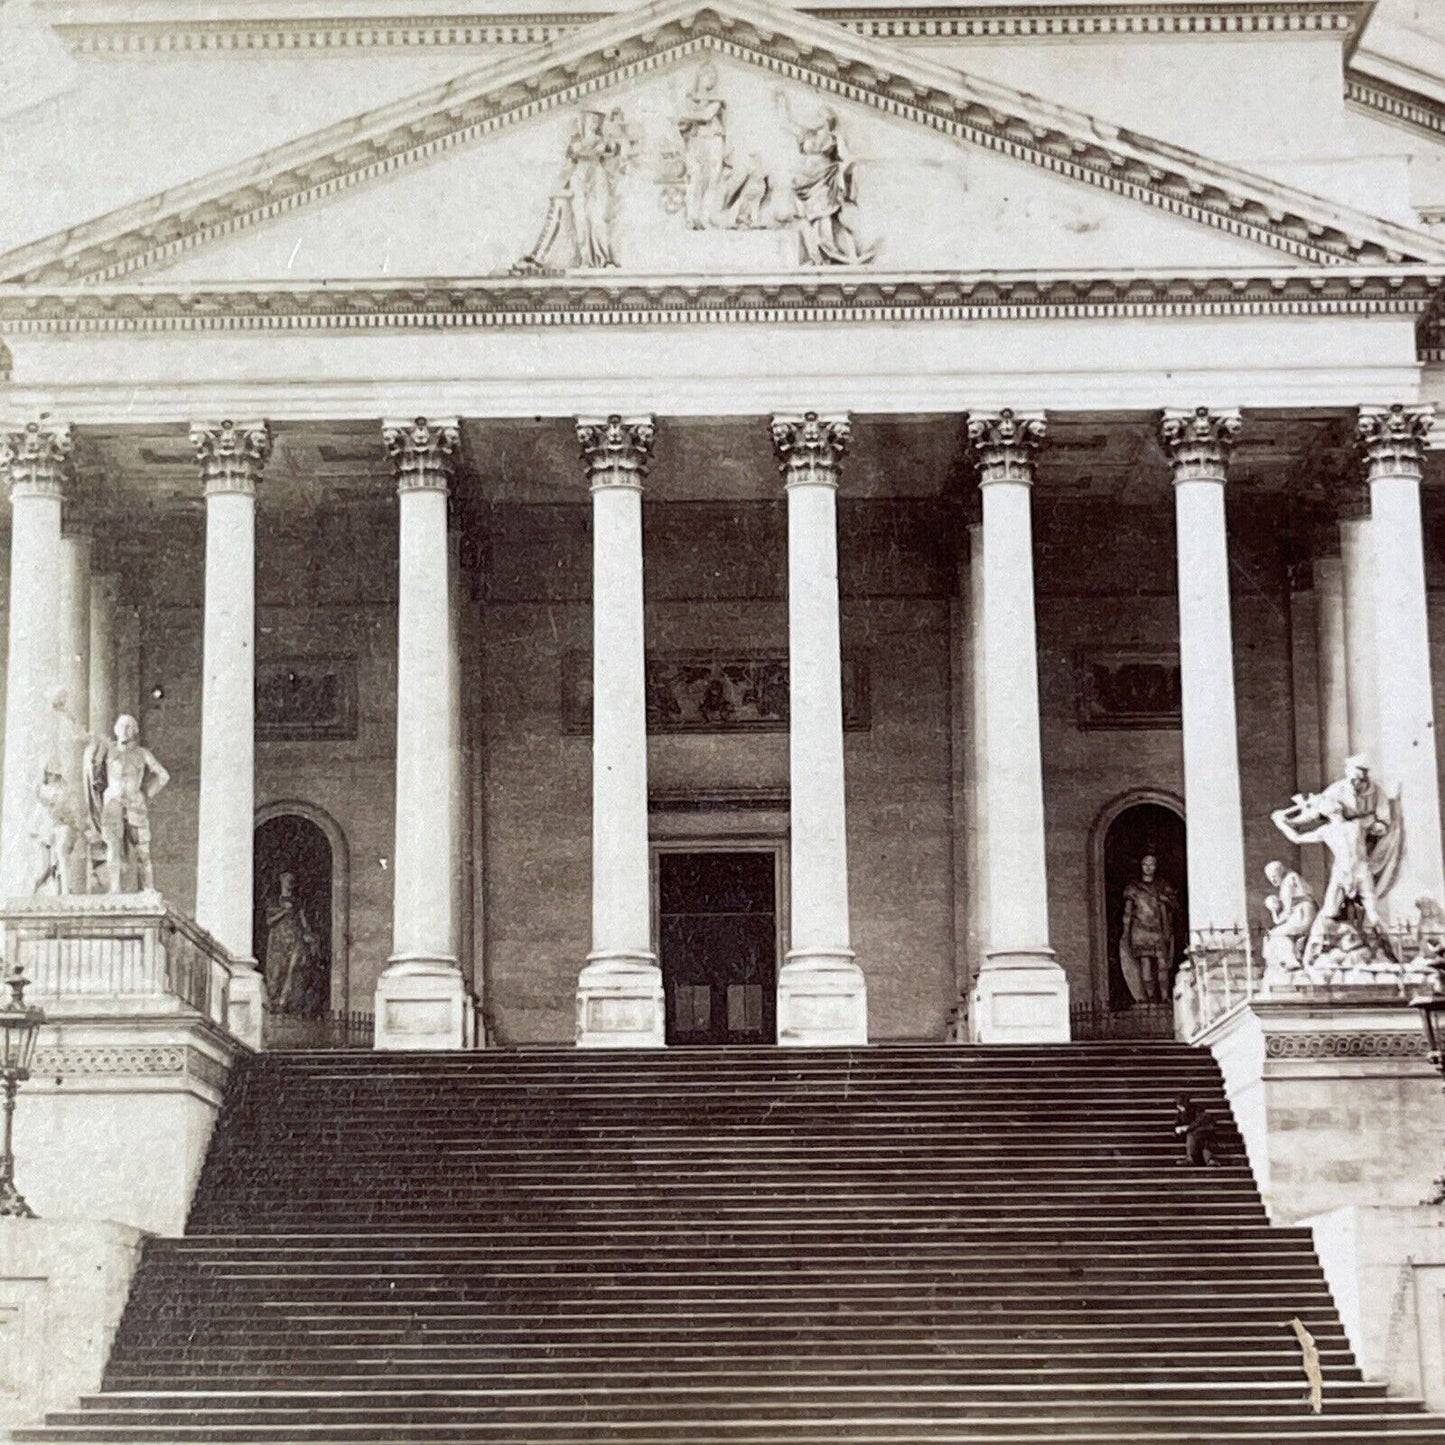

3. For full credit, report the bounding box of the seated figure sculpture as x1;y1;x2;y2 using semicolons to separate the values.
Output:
1261;860;1318;984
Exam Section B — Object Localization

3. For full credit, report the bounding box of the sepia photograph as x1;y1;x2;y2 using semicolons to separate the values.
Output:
3;0;1445;1439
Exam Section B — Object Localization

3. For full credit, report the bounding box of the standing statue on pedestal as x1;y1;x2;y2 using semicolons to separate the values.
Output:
1119;853;1180;1004
29;765;78;895
83;715;170;894
1271;755;1401;965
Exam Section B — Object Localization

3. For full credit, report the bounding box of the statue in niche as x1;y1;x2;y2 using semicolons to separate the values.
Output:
262;871;324;1015
1118;852;1179;1004
516;108;636;273
29;765;79;895
83;714;169;894
774;91;874;266
1270;755;1402;965
1261;859;1318;979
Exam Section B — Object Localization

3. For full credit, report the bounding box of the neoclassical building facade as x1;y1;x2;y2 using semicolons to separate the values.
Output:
2;0;1445;1053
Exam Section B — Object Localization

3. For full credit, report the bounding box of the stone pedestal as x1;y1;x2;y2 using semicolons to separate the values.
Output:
968;954;1072;1044
575;956;666;1049
373;958;471;1050
776;956;867;1046
1198;995;1443;1224
0;1219;143;1434
1306;1205;1445;1411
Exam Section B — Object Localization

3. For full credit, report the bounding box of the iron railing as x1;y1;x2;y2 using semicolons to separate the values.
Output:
1070;1001;1176;1041
263;1008;374;1050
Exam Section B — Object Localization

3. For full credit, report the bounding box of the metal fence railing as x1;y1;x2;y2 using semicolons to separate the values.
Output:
263;1008;374;1051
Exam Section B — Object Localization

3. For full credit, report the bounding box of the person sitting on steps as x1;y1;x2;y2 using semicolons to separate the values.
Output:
1174;1093;1221;1167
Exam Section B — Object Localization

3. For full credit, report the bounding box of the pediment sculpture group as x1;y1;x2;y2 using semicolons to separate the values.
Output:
517;67;873;274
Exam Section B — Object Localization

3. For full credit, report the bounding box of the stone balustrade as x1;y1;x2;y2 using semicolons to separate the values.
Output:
3;894;236;1027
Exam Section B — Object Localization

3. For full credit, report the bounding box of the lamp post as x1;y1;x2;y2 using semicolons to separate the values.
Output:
0;971;45;1218
1410;969;1445;1206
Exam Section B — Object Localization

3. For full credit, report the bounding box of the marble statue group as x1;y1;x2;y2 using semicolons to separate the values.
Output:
1263;756;1439;988
28;712;169;897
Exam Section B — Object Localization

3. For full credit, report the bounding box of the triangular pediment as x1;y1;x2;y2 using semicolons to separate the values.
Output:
3;0;1443;289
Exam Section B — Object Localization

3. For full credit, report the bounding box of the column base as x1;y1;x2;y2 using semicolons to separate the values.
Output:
225;961;265;1052
969;949;1071;1044
777;950;868;1047
374;955;470;1051
576;952;665;1048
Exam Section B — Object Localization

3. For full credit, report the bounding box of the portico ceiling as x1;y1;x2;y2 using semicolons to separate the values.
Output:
65;408;1392;516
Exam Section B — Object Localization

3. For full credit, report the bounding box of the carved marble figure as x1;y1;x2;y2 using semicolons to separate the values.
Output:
29;766;78;896
518;108;635;272
677;64;729;229
1271;756;1401;963
263;871;323;1015
1119;853;1179;1004
1261;859;1318;978
83;715;170;894
775;92;873;265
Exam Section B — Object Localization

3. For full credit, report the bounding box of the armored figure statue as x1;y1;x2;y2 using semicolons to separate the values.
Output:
83;714;170;894
1119;853;1180;1004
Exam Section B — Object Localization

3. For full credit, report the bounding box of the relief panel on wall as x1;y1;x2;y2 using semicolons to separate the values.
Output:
1075;648;1181;731
562;651;871;733
256;657;359;742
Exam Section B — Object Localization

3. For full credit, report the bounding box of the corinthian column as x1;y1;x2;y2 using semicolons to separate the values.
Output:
967;410;1069;1044
375;418;469;1050
1161;407;1249;943
0;421;69;896
1359;403;1444;917
772;412;867;1046
191;422;269;1049
575;415;664;1049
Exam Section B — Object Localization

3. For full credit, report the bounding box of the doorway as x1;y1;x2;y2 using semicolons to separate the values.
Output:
1100;800;1188;1011
657;850;779;1046
253;813;334;1018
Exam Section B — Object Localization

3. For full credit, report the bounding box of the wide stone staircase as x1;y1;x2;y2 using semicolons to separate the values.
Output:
16;1044;1445;1443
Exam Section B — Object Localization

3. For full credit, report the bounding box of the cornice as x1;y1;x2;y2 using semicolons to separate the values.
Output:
1345;68;1445;144
0;267;1435;332
55;3;1364;54
2;0;1438;290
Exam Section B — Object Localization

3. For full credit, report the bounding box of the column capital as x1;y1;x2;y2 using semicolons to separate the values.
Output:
1159;407;1241;484
1;419;73;501
771;411;850;489
577;414;656;491
1357;403;1434;484
968;409;1046;487
191;420;272;498
383;416;461;495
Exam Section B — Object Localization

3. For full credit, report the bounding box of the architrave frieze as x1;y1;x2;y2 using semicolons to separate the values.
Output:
0;0;1437;289
54;3;1364;54
0;266;1436;334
